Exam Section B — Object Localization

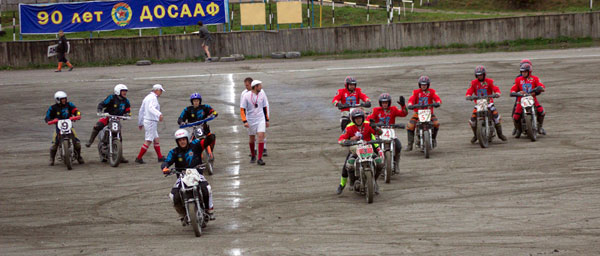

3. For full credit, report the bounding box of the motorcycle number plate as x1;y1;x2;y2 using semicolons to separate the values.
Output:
476;99;488;112
357;144;373;155
194;127;204;138
58;119;72;134
380;128;395;140
111;122;119;132
418;109;432;122
521;96;534;108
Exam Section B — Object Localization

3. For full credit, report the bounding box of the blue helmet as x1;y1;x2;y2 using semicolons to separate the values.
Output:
190;93;202;104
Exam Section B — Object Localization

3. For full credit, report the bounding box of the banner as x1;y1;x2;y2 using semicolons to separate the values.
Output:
20;0;229;34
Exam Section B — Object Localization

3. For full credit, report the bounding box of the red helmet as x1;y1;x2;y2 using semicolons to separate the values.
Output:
474;65;486;79
378;93;392;107
520;59;532;66
418;76;430;89
344;76;357;90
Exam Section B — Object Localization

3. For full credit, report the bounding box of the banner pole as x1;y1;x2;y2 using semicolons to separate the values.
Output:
13;13;15;41
311;0;314;28
320;0;322;27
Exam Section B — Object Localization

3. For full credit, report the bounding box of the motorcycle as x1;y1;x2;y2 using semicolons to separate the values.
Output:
165;166;210;237
337;102;371;131
510;87;542;142
97;113;130;167
47;116;81;170
408;103;439;159
341;139;382;204
179;115;217;175
466;94;499;148
374;122;405;183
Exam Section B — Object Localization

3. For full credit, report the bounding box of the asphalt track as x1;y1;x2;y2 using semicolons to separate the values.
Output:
1;48;599;255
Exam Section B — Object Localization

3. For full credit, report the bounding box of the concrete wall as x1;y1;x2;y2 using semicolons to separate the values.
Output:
1;12;598;68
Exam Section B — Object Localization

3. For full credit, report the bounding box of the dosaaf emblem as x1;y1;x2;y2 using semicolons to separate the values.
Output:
112;3;132;27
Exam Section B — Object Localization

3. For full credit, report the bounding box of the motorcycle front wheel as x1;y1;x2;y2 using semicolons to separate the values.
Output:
423;131;431;159
62;139;72;170
525;115;537;142
384;151;392;184
109;140;122;167
364;170;374;204
477;120;489;148
188;201;202;237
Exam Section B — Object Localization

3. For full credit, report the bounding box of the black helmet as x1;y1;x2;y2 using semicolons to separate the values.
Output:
474;65;486;79
378;93;392;107
344;76;357;90
350;108;365;124
418;76;431;88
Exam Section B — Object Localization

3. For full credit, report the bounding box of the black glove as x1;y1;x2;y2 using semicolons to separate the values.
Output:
369;121;377;130
397;96;405;106
361;101;371;108
160;162;168;170
491;93;500;98
335;102;342;108
407;105;415;110
433;102;440;108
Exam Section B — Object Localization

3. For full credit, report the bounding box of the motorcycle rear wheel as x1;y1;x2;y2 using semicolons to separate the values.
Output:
384;151;392;184
204;151;214;175
109;140;122;167
188;202;202;237
365;170;374;204
62;139;72;170
477;120;489;148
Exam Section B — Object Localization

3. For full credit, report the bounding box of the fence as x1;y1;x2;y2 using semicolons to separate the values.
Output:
1;12;598;68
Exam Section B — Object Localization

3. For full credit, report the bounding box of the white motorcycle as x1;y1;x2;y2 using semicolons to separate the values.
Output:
511;87;542;142
408;103;439;159
466;94;499;148
341;139;382;204
97;113;130;167
165;166;210;237
47;116;80;170
374;123;405;183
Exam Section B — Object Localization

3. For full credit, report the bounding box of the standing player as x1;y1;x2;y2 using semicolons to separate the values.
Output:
241;77;270;156
240;80;269;165
136;84;166;164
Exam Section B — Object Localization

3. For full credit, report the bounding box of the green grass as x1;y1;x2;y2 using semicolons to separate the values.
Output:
417;0;599;12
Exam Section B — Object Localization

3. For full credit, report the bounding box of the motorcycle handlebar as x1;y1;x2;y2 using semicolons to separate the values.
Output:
375;123;405;129
179;115;216;128
47;119;58;125
466;94;498;101
407;103;439;110
341;139;383;147
97;113;131;119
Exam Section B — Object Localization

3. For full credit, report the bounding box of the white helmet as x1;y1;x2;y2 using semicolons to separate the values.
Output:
174;129;190;142
114;84;128;96
54;91;67;103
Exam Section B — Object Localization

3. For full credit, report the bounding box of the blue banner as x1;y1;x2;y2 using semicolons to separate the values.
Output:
20;0;229;34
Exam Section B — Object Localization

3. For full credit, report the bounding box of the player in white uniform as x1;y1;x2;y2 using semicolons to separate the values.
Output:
135;84;165;164
241;77;270;156
240;80;269;165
